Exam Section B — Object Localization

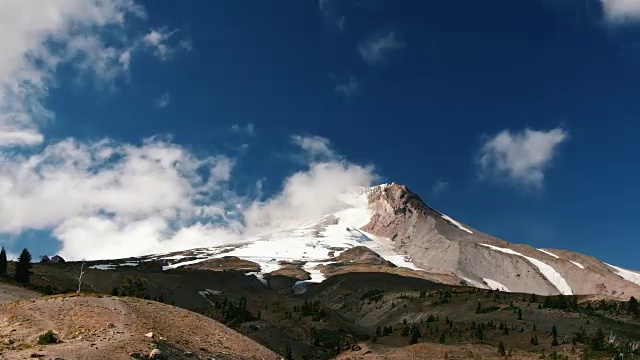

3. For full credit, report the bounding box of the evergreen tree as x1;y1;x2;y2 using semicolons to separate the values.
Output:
590;328;605;350
14;248;32;283
0;246;7;276
376;326;381;337
285;344;293;360
476;302;482;314
517;308;523;320
410;330;419;345
628;296;639;316
498;340;506;357
439;331;446;343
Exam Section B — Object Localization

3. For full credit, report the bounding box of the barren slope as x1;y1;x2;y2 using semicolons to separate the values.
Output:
0;294;278;360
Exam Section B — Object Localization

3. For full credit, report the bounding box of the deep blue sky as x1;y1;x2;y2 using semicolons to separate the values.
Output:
2;0;639;269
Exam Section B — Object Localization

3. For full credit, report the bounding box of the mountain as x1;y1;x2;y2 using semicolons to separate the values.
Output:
2;182;640;359
101;183;640;300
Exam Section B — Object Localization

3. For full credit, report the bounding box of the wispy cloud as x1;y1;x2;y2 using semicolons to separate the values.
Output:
431;181;450;197
358;31;405;65
178;38;193;51
291;134;335;159
156;93;171;108
318;0;346;32
143;27;178;61
231;123;256;136
600;0;640;22
477;127;569;188
333;75;359;98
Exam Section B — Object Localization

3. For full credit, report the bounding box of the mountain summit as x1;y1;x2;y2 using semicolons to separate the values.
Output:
121;183;640;299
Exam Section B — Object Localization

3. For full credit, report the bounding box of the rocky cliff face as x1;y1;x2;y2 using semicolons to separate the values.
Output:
362;183;640;299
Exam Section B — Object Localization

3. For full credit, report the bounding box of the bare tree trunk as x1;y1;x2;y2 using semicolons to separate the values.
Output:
77;259;86;293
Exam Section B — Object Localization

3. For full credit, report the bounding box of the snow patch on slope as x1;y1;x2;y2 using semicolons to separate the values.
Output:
90;262;138;270
569;260;584;269
441;214;473;234
483;278;511;292
606;263;640;286
462;277;489;289
480;244;573;295
158;189;423;290
537;249;559;259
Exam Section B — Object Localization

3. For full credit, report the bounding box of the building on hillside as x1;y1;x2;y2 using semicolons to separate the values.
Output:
40;255;50;263
50;255;65;263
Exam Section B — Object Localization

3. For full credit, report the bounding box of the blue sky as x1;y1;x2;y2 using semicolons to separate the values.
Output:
0;0;639;269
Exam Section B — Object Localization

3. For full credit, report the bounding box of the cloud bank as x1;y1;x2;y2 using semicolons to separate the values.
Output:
0;135;376;260
0;1;377;260
477;127;568;188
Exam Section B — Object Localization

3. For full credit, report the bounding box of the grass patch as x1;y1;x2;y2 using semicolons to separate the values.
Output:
37;330;59;345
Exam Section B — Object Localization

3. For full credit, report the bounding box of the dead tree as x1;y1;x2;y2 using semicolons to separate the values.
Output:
77;259;86;293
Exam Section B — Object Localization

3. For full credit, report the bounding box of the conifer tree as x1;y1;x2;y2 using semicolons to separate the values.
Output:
14;248;32;283
0;246;7;276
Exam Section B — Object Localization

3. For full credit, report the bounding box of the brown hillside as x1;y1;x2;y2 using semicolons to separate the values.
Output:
0;294;279;360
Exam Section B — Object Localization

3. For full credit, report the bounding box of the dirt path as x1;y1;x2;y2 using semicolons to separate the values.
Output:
0;294;279;360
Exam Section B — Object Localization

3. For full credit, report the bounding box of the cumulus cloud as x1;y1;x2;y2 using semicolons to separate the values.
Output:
358;31;405;65
477;127;568;188
156;93;171;108
0;135;376;260
243;161;376;233
600;0;640;22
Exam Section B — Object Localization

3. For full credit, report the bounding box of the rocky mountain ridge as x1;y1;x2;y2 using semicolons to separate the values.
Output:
362;183;640;299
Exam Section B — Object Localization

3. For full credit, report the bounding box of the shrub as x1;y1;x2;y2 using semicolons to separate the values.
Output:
37;330;58;345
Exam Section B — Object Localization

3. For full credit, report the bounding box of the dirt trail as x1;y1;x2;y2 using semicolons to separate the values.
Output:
0;294;279;360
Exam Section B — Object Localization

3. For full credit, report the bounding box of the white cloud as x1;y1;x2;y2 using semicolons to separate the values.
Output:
0;134;376;260
0;0;148;148
291;135;335;159
334;76;359;97
600;0;640;22
156;93;171;108
143;28;178;61
243;161;376;233
0;137;239;259
0;1;377;261
358;31;405;65
477;127;568;188
431;181;449;197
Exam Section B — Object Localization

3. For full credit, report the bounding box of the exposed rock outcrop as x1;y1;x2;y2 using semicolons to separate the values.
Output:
362;183;640;299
